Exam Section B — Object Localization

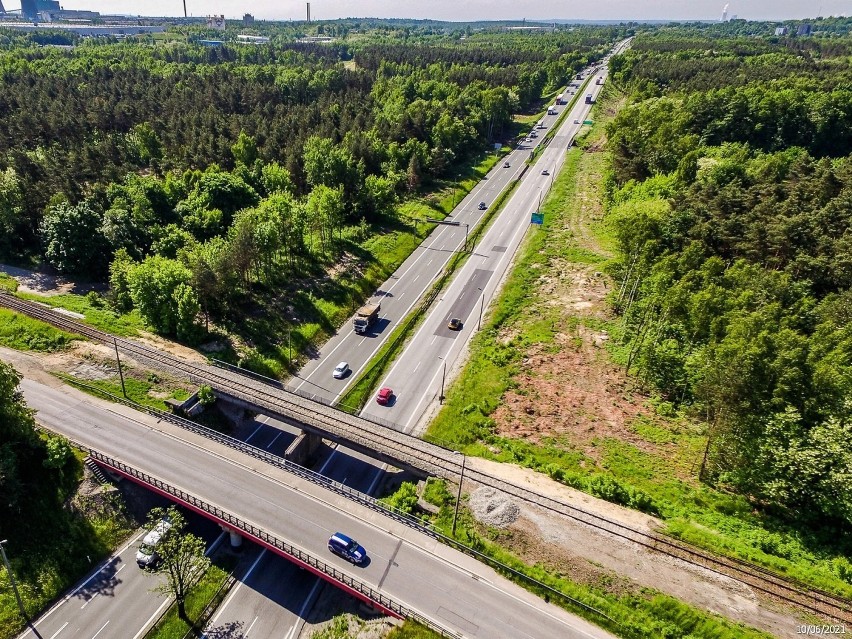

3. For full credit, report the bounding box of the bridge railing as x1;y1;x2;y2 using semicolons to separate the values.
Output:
59;377;437;535
87;450;463;639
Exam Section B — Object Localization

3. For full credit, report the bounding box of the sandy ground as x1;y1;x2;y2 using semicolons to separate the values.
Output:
413;137;809;637
0;262;104;296
0;179;809;636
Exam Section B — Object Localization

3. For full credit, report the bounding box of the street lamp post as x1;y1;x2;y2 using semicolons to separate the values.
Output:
477;288;485;330
0;540;28;623
439;360;447;404
452;451;466;537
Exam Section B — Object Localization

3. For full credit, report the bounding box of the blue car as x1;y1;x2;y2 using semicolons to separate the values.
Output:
327;532;366;564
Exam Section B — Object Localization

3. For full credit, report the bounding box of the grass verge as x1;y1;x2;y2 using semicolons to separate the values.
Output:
424;87;852;600
417;480;770;639
54;372;190;411
144;561;234;639
15;291;146;337
386;622;444;639
339;173;523;411
0;308;82;351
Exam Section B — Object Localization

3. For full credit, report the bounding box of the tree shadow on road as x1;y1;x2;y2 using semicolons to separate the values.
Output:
73;555;123;602
201;620;244;638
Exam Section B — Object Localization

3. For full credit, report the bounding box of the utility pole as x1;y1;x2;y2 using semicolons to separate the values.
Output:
452;452;466;537
113;338;126;398
0;540;28;624
478;289;485;330
439;360;447;404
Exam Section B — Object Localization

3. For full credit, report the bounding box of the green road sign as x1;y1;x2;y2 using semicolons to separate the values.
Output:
531;212;544;225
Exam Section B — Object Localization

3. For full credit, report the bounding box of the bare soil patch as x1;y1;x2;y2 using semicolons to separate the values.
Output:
0;263;105;296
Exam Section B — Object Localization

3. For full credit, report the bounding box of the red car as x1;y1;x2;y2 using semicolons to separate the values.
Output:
376;387;394;405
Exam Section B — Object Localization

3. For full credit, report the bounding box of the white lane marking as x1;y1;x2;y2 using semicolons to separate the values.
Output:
294;221;463;392
412;362;420;374
205;549;268;629
430;335;437;345
133;599;170;639
427;259;433;265
90;621;110;639
245;422;265;444
48;622;69;639
366;466;385;496
266;431;282;450
19;531;146;636
80;592;98;609
285;578;324;639
245;616;258;637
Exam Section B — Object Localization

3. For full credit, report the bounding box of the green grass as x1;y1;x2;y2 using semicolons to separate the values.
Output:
0;449;136;639
0;308;81;351
417;480;770;639
339;167;523;411
0;272;18;292
16;292;146;336
54;372;190;411
424;88;852;600
386;622;444;639
144;562;233;639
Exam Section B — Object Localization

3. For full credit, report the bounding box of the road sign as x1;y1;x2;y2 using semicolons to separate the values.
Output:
530;212;544;225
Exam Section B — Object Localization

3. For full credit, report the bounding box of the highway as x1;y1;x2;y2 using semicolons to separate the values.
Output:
17;377;614;639
16;513;226;639
288;88;573;406
361;63;614;431
204;418;388;639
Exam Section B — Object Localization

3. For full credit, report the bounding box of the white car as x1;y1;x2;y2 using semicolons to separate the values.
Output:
136;518;172;568
333;362;350;379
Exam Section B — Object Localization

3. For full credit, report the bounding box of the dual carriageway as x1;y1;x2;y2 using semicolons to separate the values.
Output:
6;36;848;639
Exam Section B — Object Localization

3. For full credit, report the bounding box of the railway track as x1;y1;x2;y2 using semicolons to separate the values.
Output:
2;291;850;624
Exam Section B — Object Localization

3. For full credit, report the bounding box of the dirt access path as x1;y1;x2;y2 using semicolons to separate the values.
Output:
436;102;808;636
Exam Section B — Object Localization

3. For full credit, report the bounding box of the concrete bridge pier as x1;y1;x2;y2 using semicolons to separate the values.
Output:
284;431;323;465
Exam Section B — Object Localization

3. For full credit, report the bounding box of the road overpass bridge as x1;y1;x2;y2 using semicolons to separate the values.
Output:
0;293;460;479
22;377;615;639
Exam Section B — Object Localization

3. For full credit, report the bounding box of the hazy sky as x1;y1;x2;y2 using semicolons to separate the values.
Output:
16;0;849;22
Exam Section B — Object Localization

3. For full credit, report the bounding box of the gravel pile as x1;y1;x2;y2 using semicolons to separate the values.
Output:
468;487;520;528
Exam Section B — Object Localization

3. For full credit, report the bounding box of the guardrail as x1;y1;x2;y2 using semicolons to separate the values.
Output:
85;450;463;639
61;377;616;628
59;376;436;535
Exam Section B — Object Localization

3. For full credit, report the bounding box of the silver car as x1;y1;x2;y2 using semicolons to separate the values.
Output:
333;362;350;379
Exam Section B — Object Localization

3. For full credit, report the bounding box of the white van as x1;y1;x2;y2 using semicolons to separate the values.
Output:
136;519;172;568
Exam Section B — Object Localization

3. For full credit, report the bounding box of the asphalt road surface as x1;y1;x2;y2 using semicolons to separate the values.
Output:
202;425;388;639
18;378;614;639
289;101;569;406
361;61;614;431
17;516;225;639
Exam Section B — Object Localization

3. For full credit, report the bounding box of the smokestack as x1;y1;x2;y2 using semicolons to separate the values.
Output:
307;2;310;23
721;3;729;21
183;0;187;17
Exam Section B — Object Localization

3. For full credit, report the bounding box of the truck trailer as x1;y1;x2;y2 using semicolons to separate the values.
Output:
585;93;594;104
353;303;381;334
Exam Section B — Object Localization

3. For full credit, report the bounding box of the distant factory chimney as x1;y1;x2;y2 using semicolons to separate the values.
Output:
306;2;310;22
721;3;729;21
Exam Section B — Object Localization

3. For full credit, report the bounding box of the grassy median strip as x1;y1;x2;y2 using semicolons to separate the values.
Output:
144;561;234;639
424;87;852;600
338;177;523;412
